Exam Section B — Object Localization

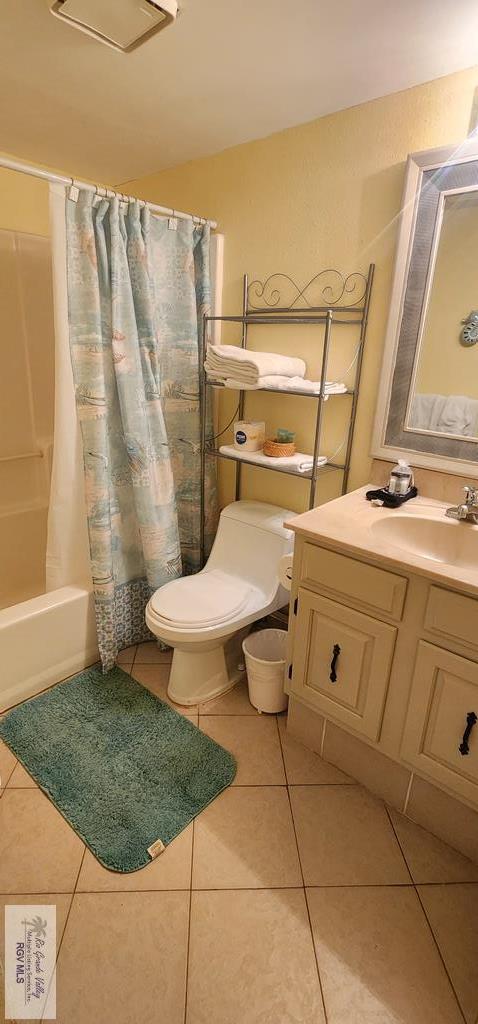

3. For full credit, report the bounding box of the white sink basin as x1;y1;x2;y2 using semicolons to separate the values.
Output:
371;514;478;569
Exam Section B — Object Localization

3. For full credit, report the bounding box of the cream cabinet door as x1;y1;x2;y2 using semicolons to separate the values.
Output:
290;589;396;740
401;642;478;805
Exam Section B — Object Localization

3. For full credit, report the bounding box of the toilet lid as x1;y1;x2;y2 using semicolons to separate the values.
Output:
150;570;251;628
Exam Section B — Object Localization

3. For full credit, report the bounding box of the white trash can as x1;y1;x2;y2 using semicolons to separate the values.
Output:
242;628;288;713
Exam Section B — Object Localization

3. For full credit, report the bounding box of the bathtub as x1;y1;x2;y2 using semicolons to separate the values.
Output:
0;585;98;712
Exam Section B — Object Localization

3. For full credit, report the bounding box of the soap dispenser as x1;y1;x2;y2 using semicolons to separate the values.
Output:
388;460;413;496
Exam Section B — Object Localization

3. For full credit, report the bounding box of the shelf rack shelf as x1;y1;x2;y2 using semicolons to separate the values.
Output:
206;380;355;399
199;264;375;564
207;447;346;480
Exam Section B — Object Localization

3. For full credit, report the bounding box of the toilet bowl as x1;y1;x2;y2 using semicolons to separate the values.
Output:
145;500;294;705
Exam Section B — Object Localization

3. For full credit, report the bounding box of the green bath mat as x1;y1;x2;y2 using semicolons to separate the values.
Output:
0;666;236;872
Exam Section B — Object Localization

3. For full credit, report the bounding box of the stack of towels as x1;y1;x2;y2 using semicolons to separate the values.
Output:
205;344;347;395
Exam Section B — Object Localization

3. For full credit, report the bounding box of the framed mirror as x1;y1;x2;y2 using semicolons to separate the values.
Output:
373;138;478;476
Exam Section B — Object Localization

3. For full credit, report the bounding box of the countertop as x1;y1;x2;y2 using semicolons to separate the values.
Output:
285;486;478;597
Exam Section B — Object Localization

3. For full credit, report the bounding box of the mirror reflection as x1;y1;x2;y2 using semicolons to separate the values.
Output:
407;190;478;441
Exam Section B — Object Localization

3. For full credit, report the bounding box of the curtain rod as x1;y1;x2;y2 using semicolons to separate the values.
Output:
0;154;217;229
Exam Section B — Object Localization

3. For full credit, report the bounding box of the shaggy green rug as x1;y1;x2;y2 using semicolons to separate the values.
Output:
0;666;236;872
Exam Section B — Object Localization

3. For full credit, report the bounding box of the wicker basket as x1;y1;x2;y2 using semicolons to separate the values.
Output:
263;439;296;458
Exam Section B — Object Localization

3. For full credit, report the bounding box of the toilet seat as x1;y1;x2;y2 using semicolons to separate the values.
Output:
149;570;251;629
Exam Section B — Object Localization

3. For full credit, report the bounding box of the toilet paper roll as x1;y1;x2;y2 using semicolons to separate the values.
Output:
278;553;294;592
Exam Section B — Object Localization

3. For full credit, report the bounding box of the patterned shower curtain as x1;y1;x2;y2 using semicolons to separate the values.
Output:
66;190;217;670
147;214;218;572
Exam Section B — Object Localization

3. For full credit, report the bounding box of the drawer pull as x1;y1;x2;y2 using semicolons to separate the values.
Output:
459;711;477;756
330;644;341;683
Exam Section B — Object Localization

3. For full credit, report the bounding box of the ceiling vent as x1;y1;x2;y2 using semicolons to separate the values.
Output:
50;0;178;52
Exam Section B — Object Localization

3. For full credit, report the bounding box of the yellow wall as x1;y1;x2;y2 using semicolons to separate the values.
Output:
0;151;103;236
123;67;478;513
0;159;50;236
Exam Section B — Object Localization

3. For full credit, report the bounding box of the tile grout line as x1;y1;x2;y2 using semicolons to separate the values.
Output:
132;660;173;668
386;806;468;1024
384;806;414;884
275;714;330;1024
45;847;87;1008
319;717;327;758
72;846;87;897
5;781;360;790
3;880;468;897
183;816;195;1024
37;848;87;1022
402;771;414;815
2;762;17;790
414;886;468;1024
4;881;463;896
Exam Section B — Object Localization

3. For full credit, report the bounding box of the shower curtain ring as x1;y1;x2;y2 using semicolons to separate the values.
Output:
68;178;80;202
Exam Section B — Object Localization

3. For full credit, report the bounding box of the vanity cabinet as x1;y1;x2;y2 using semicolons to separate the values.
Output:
300;543;407;620
401;642;478;805
424;587;478;658
292;589;396;740
287;533;478;812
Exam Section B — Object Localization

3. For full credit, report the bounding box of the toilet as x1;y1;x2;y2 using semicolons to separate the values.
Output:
145;501;294;705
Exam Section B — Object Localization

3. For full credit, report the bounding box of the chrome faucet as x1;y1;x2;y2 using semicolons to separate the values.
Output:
445;485;478;524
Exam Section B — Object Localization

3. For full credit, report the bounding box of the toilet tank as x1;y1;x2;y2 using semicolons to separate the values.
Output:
206;501;294;596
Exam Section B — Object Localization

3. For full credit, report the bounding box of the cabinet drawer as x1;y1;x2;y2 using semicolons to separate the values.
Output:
401;642;478;805
291;589;397;740
424;587;478;656
301;544;407;620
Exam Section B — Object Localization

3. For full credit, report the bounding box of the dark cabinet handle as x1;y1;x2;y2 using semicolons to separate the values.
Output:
459;712;477;756
329;644;341;683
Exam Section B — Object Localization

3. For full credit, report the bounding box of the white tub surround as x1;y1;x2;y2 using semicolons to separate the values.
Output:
46;185;91;593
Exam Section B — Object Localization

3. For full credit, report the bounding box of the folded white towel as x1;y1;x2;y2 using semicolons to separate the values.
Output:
261;376;347;395
206;372;347;396
205;344;306;384
219;444;327;473
297;457;329;472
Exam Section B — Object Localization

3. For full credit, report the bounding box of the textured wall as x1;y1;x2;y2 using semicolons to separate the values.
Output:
0;157;50;236
123;67;478;512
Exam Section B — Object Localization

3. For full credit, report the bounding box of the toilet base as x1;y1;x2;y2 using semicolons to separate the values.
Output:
167;630;248;706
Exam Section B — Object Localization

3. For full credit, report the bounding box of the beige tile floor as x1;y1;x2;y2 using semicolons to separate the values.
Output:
1;641;478;1023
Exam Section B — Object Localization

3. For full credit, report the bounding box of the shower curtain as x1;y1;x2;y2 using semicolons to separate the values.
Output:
50;187;217;670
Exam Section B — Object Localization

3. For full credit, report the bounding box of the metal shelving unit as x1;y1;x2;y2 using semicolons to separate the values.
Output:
199;264;374;563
